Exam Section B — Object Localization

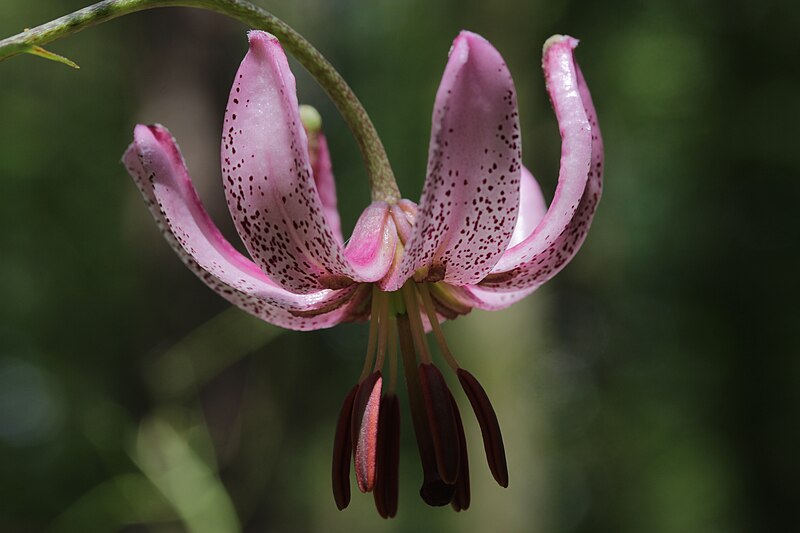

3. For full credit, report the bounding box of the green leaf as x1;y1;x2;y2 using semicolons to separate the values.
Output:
26;45;79;69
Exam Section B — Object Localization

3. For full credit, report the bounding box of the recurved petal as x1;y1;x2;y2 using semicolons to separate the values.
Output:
221;31;356;293
419;279;532;312
124;124;363;331
482;35;602;291
388;31;522;291
508;166;547;248
310;133;344;244
343;202;397;286
458;284;537;312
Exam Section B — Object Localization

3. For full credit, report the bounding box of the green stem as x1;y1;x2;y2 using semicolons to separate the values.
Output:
0;0;401;203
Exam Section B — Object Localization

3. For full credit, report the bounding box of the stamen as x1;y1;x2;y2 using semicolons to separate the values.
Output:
457;368;509;488
417;283;460;372
374;292;390;372
418;363;461;484
419;283;509;490
449;390;470;512
397;313;454;506
401;282;432;365
373;393;400;518
351;371;382;493
387;316;398;394
332;384;358;510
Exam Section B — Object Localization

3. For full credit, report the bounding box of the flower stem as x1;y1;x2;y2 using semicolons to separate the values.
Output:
0;0;401;203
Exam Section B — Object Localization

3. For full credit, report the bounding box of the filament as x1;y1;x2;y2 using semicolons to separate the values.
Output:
387;316;398;394
401;282;432;365
374;292;390;372
416;283;460;372
360;286;382;382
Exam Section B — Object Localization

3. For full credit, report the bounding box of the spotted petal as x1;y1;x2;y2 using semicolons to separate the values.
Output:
124;124;366;331
344;202;397;289
387;31;522;291
508;166;547;248
310;132;344;244
458;285;537;311
482;35;602;291
222;31;386;293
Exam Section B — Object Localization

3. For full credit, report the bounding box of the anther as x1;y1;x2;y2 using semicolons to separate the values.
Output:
449;390;470;511
373;393;400;518
457;368;509;487
418;363;461;484
332;384;358;510
351;371;382;493
397;313;454;506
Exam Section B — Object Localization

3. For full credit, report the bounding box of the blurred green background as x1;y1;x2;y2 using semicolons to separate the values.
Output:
1;0;798;531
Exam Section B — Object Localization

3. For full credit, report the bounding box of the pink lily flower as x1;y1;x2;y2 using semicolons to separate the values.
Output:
123;30;602;517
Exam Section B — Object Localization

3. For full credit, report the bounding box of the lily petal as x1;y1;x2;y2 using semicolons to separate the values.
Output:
221;31;359;293
310;132;344;244
462;285;537;311
508;166;547;248
344;202;398;285
124;123;364;331
389;31;522;291
482;35;602;291
425;282;534;312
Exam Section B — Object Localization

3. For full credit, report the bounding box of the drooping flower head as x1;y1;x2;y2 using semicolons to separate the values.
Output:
124;30;602;517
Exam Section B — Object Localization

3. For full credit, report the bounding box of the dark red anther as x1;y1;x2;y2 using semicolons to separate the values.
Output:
449;392;470;511
332;384;358;510
418;363;461;485
373;393;400;518
457;368;509;487
396;314;455;507
351;371;382;493
420;473;456;507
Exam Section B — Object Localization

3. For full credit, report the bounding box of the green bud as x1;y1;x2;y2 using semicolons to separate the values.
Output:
299;104;322;133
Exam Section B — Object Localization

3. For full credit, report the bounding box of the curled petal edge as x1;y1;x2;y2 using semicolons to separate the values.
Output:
483;35;602;292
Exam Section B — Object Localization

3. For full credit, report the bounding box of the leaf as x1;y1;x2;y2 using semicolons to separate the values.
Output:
26;45;79;69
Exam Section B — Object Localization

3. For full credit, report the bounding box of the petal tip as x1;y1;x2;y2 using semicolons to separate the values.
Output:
456;30;489;46
447;34;468;61
448;30;506;76
131;124;185;172
450;30;493;59
133;123;170;144
543;34;579;56
247;30;280;51
132;122;152;139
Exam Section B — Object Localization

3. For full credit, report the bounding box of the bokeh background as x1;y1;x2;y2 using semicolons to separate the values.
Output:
1;0;798;532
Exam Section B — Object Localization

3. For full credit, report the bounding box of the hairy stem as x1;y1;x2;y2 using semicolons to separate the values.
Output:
0;0;401;203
